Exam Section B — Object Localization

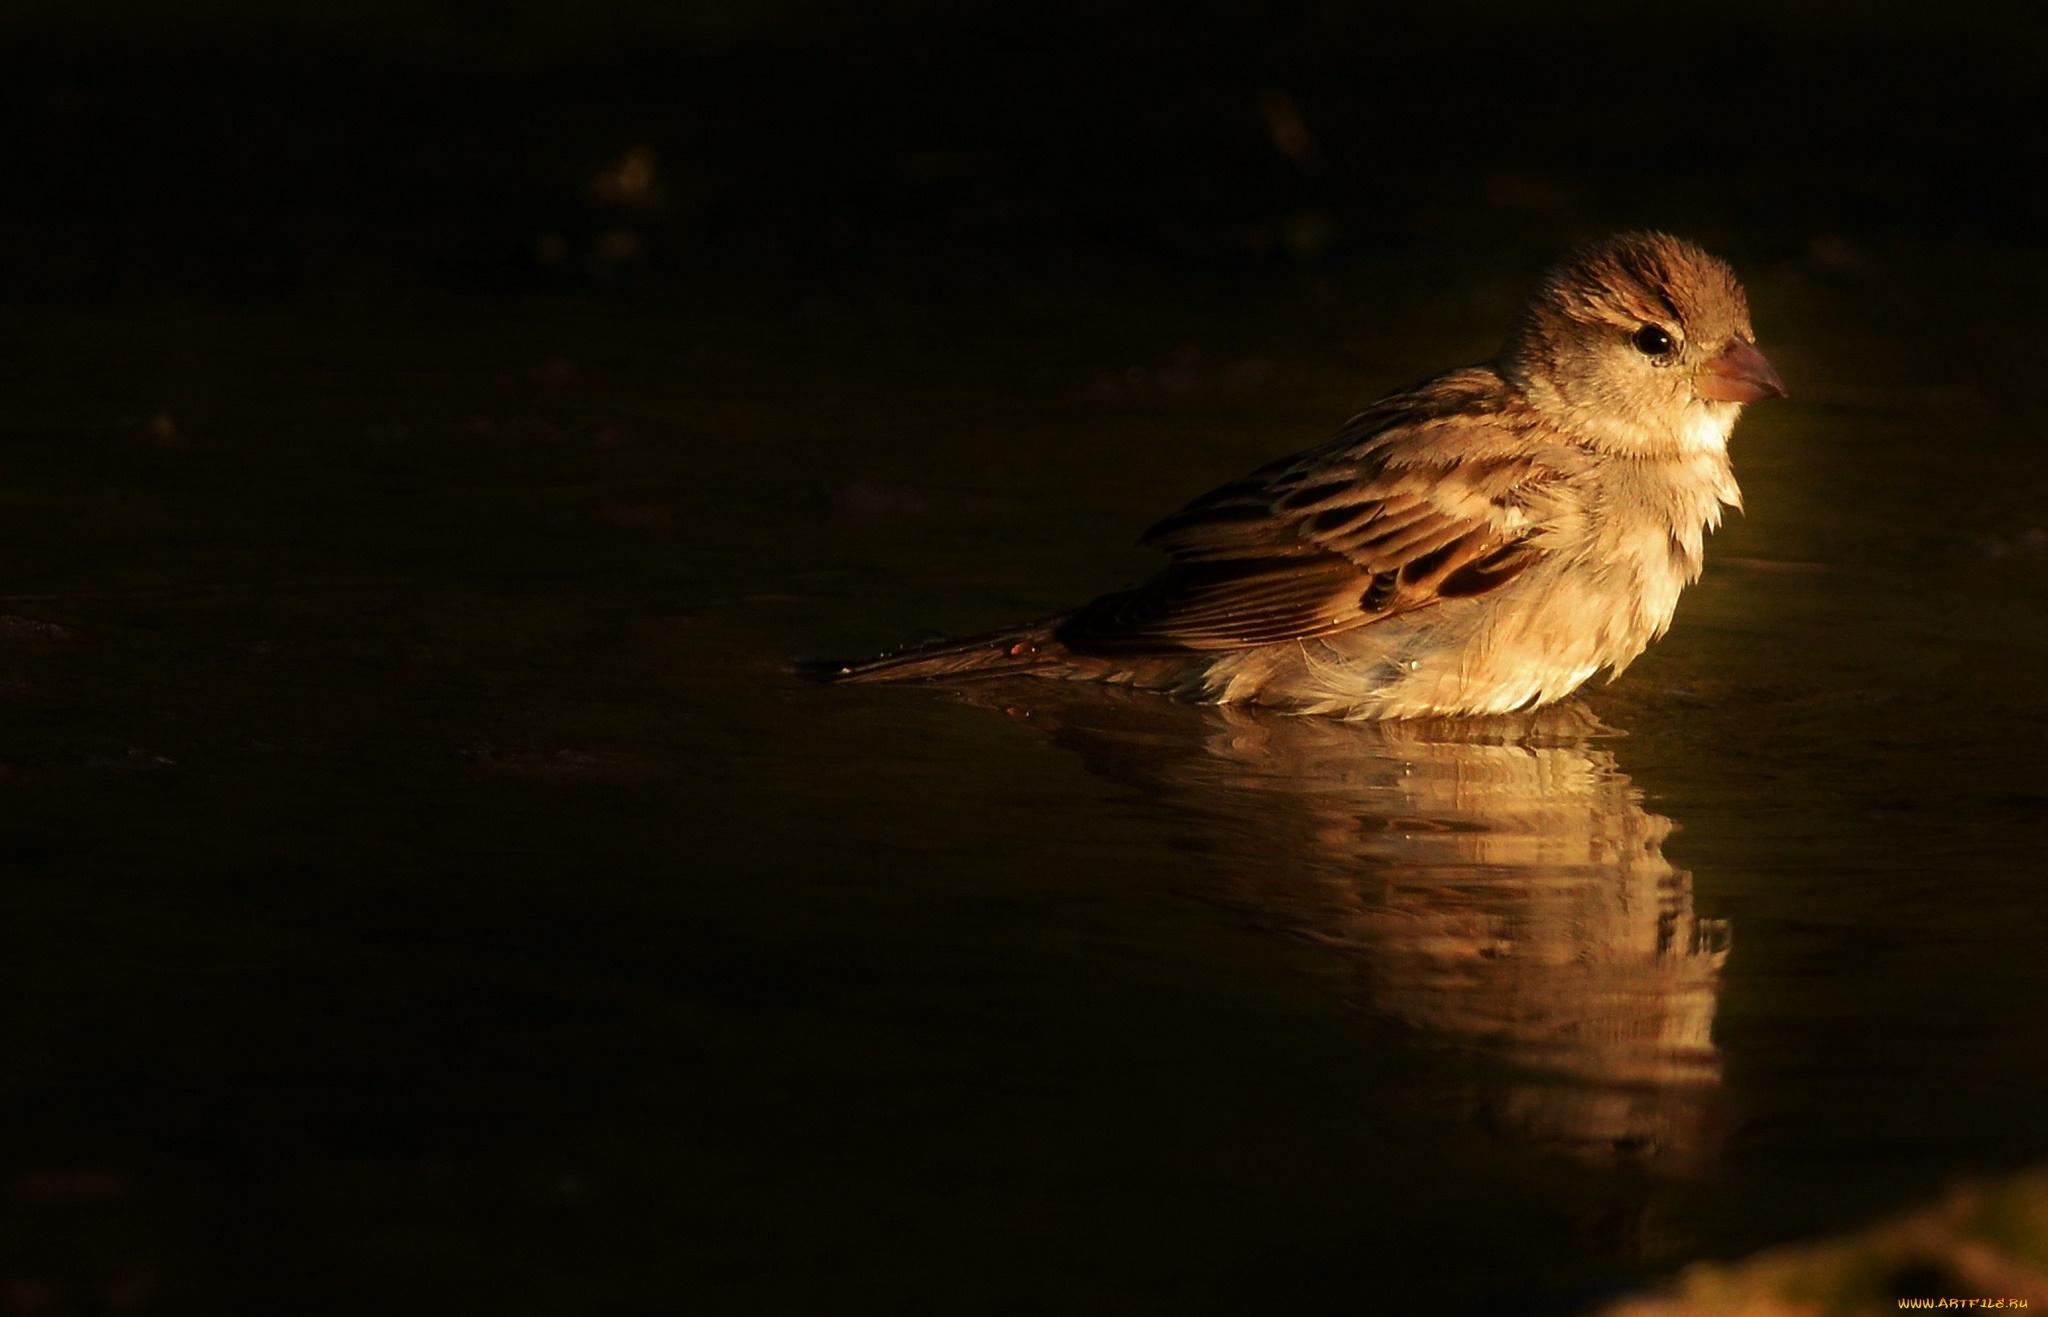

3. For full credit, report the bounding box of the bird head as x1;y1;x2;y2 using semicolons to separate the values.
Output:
1500;232;1785;457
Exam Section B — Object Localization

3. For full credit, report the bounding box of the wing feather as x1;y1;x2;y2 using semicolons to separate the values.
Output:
1057;367;1571;655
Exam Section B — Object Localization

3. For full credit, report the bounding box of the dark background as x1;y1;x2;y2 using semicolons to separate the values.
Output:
5;3;2048;1315
7;1;2047;312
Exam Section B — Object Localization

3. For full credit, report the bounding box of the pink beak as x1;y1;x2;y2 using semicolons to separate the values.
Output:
1696;337;1787;403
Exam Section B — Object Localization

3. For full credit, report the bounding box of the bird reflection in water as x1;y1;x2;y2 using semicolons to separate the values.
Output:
954;682;1731;1173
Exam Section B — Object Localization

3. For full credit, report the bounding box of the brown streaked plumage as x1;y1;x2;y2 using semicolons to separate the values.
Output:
807;232;1785;719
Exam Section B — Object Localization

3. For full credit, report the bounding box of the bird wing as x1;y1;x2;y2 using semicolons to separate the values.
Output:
1057;368;1572;654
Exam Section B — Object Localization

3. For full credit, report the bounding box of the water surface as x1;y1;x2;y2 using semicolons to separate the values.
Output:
3;259;2047;1312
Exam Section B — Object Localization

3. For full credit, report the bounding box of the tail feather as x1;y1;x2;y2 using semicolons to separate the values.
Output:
799;621;1068;685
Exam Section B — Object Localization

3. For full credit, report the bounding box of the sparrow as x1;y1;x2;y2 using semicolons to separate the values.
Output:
809;232;1786;719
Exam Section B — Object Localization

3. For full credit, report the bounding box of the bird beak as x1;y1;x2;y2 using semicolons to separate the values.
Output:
1695;338;1787;403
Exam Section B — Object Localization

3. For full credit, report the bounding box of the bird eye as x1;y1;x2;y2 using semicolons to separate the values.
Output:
1631;325;1676;358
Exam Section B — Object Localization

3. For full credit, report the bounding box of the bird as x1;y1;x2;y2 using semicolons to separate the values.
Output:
807;232;1786;719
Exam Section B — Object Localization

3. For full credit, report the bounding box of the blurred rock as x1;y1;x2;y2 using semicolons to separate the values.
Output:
0;615;78;643
1258;88;1322;174
586;144;666;218
1599;1167;2048;1316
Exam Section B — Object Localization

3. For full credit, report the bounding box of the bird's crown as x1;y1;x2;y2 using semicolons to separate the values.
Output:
1529;231;1751;344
